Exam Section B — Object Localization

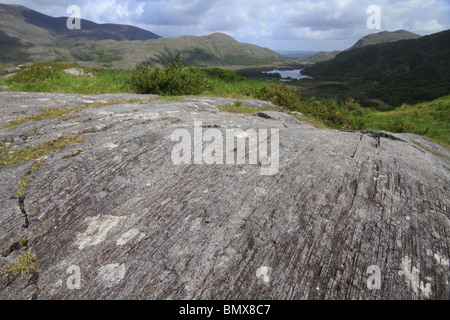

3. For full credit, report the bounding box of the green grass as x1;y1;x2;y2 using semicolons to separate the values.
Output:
2;62;448;148
204;78;269;99
0;77;7;87
1;107;80;129
6;63;133;94
361;95;450;146
0;134;85;169
2;248;37;278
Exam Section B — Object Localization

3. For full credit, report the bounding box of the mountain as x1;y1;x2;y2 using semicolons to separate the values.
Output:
140;33;284;67
348;29;420;50
0;4;283;68
301;50;341;63
277;50;318;58
303;29;450;107
0;3;161;44
301;30;422;63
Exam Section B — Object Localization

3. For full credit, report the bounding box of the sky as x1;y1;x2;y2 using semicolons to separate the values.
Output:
2;0;450;51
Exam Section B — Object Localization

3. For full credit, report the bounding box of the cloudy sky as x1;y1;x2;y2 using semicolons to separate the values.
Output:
2;0;450;51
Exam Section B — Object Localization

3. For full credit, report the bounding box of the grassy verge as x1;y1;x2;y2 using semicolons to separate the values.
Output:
2;62;449;148
361;95;450;146
5;62;133;94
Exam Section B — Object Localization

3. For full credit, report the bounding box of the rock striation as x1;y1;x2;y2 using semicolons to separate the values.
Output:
0;92;448;299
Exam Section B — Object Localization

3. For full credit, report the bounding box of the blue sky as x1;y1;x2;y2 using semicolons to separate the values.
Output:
2;0;450;51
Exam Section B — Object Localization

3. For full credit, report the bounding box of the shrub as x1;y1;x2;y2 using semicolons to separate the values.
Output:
129;53;209;95
201;68;246;82
245;83;301;109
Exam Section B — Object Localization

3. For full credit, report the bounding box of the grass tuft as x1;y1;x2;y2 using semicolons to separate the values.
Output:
2;248;37;278
0;134;86;169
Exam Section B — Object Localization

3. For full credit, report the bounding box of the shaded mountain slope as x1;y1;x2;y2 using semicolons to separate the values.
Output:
304;29;450;106
302;29;422;63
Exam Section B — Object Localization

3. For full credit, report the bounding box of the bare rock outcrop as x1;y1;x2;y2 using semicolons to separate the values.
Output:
0;92;448;300
62;68;94;78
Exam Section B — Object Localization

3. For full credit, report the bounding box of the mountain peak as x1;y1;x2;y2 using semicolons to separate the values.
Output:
349;29;421;50
0;3;283;68
0;3;161;43
206;32;238;41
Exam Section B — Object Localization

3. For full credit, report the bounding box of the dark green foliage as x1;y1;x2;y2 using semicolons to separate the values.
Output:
297;97;367;130
201;68;246;82
244;83;367;130
129;53;209;95
246;83;301;109
236;68;282;80
69;47;123;63
305;30;450;107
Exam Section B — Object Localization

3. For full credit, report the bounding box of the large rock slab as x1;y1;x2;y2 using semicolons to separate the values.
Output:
0;92;448;300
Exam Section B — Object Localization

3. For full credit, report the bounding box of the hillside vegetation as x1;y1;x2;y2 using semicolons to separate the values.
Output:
1;61;448;147
304;30;450;108
347;29;420;50
300;29;421;63
0;4;283;69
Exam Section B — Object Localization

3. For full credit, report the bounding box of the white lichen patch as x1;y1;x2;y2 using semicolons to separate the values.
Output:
256;266;271;283
399;256;432;298
97;263;126;287
103;142;119;150
75;215;126;250
116;228;142;246
433;253;449;267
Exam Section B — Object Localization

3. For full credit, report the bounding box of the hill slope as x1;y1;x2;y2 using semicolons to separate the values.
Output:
302;30;422;62
304;29;450;107
0;3;161;45
348;29;420;50
0;4;283;68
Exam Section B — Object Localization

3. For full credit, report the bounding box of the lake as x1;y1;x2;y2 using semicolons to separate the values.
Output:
262;69;312;80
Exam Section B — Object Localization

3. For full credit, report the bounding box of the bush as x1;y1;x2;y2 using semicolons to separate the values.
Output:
129;53;209;95
245;83;301;109
202;68;246;82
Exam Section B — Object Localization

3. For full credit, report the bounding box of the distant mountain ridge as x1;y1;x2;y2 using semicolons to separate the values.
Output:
304;29;450;106
0;3;161;44
348;29;420;50
0;4;283;68
302;30;422;62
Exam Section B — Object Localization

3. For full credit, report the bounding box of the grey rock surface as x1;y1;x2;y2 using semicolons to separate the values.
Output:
0;92;449;300
62;68;94;78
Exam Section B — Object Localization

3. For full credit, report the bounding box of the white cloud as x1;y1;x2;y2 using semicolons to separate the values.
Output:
413;19;445;33
1;0;449;50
